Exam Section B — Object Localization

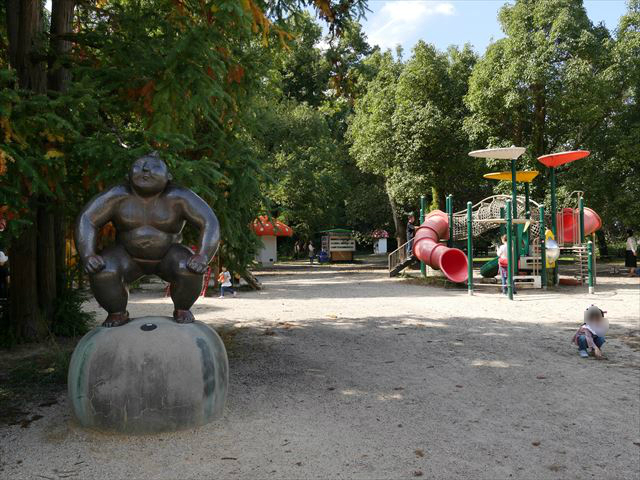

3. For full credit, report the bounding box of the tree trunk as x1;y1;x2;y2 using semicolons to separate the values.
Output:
9;225;44;340
6;0;50;341
385;180;405;247
54;213;67;292
48;0;74;92
37;208;57;322
49;0;75;295
532;83;546;158
596;230;608;257
15;0;47;92
429;186;440;212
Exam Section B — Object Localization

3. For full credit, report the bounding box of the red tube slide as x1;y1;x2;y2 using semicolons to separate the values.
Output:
556;207;602;244
412;210;468;283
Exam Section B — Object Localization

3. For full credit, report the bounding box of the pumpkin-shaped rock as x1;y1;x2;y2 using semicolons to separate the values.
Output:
68;316;228;434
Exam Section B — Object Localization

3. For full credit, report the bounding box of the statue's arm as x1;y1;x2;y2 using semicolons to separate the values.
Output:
175;188;220;263
75;187;122;264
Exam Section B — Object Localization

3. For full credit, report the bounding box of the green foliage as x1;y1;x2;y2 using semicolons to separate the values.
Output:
464;0;638;235
256;100;345;238
51;286;94;338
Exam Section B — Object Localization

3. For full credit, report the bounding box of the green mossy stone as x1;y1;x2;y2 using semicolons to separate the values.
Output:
68;317;228;434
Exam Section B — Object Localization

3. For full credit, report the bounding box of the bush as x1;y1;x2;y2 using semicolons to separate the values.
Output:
51;286;94;337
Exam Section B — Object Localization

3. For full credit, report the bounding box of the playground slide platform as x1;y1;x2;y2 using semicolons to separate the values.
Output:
412;210;468;283
557;207;601;244
479;206;602;278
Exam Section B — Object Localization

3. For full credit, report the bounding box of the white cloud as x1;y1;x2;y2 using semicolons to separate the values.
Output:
366;1;455;50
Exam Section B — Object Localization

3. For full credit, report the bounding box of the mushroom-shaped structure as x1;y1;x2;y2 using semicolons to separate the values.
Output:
372;229;389;254
252;216;293;266
470;147;526;219
537;150;589;168
483;170;539;183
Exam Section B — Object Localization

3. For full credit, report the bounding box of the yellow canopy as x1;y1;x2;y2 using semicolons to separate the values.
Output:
483;170;539;183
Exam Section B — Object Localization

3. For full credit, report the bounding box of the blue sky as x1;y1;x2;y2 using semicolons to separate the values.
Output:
357;0;629;54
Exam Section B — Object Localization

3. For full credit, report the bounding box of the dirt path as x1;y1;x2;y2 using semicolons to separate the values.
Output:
1;262;639;479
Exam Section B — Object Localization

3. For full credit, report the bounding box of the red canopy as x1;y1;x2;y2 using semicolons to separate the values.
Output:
251;216;293;237
537;150;590;168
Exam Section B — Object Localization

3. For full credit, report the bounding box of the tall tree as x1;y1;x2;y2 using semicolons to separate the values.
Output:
348;51;405;245
465;0;616;199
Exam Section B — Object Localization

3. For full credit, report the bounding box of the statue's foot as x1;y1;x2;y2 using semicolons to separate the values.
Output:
173;309;195;324
102;311;130;328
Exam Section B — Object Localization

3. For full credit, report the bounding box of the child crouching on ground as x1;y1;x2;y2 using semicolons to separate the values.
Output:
572;305;608;358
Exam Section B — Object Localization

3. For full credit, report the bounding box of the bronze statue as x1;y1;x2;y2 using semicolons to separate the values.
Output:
75;153;219;327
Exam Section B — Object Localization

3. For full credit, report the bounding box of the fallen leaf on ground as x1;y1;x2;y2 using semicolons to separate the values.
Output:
536;375;547;379
413;471;423;477
415;449;425;457
532;441;541;446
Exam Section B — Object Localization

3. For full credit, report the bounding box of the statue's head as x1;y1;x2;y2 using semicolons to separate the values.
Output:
129;152;172;196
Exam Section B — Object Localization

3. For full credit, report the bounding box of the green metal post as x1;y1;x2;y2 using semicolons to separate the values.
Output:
511;159;519;274
420;195;426;277
578;196;585;244
445;195;451;247
467;201;473;296
588;240;594;294
539;206;547;289
506;200;514;300
448;195;454;248
550;167;558;285
511;159;517;219
524;182;531;256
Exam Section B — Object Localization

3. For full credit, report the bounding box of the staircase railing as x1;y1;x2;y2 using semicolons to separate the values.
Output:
388;240;412;273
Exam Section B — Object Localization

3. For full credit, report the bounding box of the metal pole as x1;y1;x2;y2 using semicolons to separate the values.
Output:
539;206;547;289
524;182;531;255
578;196;585;244
448;195;454;248
550;167;558;285
467;201;473;296
420;195;426;277
511;159;517;219
588;240;594;294
506;200;514;300
445;195;451;247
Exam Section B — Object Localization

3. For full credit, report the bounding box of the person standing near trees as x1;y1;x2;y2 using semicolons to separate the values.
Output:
406;213;416;258
625;229;637;277
308;242;316;264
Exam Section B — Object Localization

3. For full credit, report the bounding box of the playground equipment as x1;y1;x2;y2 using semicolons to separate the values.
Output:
412;210;468;283
388;147;601;298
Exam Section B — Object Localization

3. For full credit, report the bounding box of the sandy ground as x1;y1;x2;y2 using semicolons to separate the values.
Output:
1;259;639;479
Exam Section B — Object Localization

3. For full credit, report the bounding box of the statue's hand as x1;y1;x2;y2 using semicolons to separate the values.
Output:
187;253;209;274
85;254;106;274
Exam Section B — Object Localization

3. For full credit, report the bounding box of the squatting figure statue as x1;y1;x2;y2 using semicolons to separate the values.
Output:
75;152;220;327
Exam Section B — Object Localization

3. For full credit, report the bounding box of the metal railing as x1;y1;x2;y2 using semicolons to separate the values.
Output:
388;240;412;273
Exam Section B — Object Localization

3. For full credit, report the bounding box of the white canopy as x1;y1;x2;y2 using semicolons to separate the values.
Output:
468;147;526;160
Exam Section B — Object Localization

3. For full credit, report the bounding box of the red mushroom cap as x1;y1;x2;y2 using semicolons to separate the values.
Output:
252;216;294;237
537;150;590;168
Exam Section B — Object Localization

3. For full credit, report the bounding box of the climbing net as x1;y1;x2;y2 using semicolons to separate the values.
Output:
451;195;544;240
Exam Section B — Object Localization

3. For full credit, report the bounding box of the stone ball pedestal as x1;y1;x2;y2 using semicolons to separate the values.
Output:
68;316;228;434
